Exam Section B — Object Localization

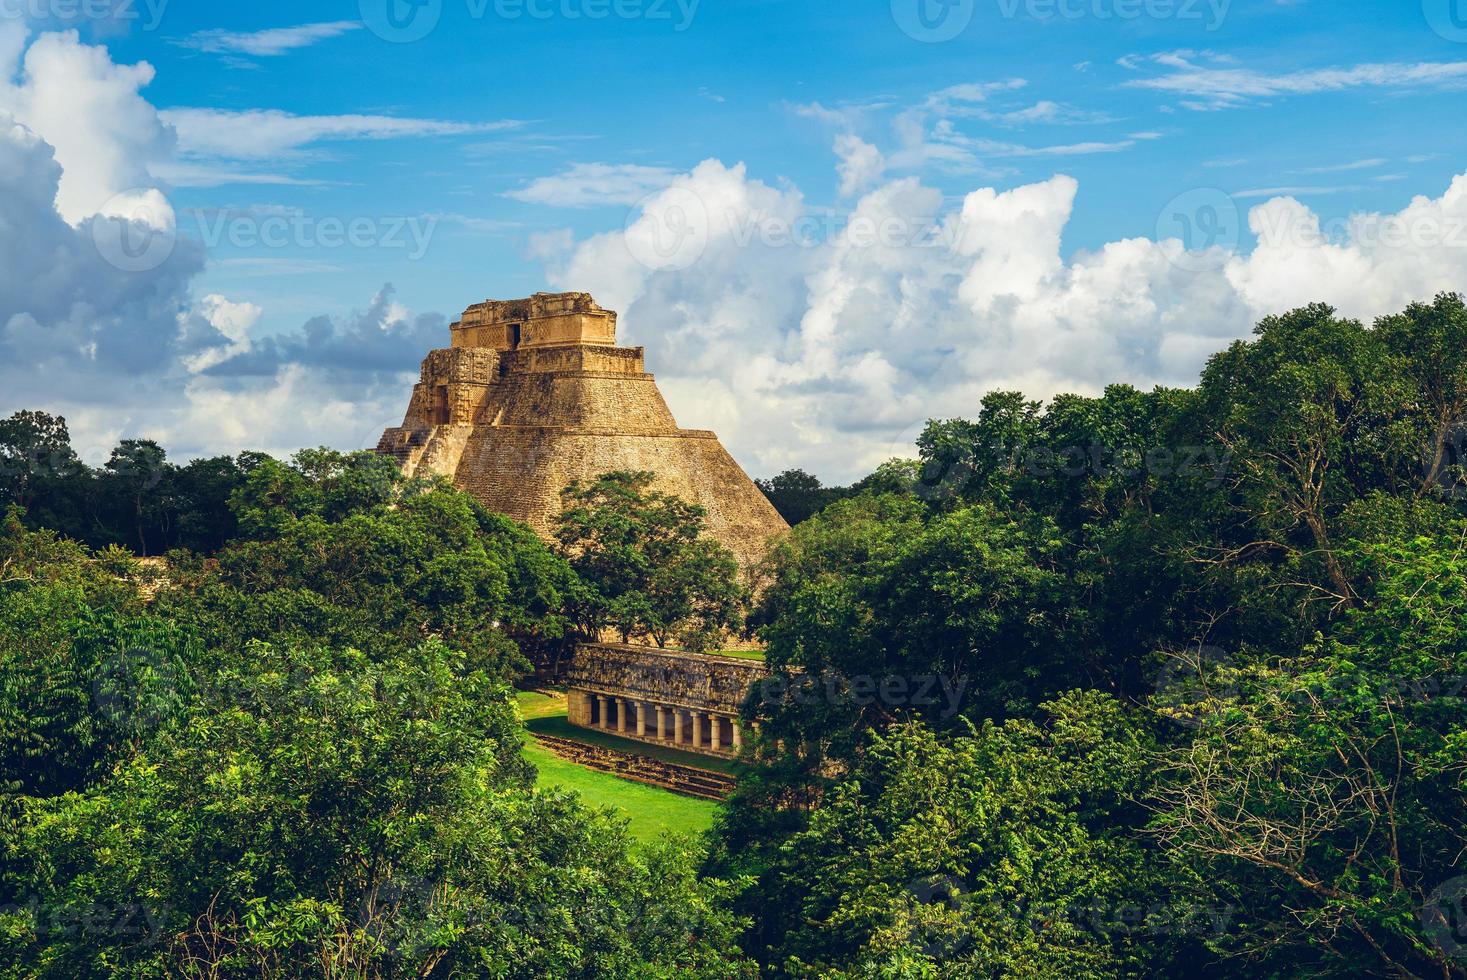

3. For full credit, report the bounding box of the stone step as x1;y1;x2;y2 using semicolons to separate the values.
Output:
531;732;738;801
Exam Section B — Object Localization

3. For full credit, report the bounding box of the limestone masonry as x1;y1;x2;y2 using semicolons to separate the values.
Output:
562;643;770;758
377;292;788;568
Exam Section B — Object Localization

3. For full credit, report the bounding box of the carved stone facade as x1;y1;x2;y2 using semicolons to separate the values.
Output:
561;643;768;758
377;292;788;569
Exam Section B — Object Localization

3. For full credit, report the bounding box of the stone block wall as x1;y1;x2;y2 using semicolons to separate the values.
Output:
376;291;789;572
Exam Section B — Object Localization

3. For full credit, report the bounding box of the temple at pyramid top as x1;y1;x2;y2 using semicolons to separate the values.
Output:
451;292;618;351
378;291;788;569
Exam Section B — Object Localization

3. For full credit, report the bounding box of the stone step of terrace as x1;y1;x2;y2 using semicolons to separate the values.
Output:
531;732;738;801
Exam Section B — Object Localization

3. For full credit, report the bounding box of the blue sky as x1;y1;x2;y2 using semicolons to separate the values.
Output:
3;0;1467;478
86;0;1467;333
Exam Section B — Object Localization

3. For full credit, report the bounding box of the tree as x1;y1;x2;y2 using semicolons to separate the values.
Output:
555;471;746;650
99;440;171;556
746;694;1197;978
0;639;754;978
0;411;80;513
755;469;837;526
1151;521;1467;978
1195;304;1416;607
1375;292;1467;498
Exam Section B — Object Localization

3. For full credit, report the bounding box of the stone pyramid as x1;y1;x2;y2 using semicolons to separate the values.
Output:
377;292;788;568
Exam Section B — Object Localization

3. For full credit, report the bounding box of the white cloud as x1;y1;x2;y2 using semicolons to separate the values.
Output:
161;108;521;159
506;162;679;207
0;27;173;222
530;159;1467;482
834;134;884;197
0;30;453;466
1233;184;1365;199
1293;158;1388;174
176;21;362;58
1126;55;1467;109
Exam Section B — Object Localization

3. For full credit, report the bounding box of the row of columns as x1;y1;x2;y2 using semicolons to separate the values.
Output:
591;694;743;753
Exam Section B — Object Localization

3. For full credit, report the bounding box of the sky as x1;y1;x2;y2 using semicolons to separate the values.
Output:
2;0;1467;482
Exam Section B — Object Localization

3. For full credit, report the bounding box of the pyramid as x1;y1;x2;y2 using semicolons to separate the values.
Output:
377;292;788;569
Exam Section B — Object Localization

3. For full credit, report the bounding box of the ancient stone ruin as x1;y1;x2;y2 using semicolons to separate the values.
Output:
561;643;769;759
377;291;788;569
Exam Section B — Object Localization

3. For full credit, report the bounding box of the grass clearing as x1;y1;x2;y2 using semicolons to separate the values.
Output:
517;686;728;842
521;738;719;842
516;688;568;720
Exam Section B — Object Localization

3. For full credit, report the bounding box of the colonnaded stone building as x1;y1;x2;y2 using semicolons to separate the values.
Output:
377;291;788;569
562;644;769;759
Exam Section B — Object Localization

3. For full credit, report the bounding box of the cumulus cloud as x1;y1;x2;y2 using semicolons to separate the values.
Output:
835;134;885;198
530;158;1467;482
0;29;448;464
0;26;173;222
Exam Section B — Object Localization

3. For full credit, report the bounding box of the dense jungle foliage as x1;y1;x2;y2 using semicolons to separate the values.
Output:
3;294;1467;978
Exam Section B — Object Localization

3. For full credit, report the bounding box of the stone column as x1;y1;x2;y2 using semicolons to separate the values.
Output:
618;699;631;733
732;720;743;751
692;711;704;749
710;715;722;752
596;695;609;729
654;705;666;740
635;702;646;737
673;709;684;745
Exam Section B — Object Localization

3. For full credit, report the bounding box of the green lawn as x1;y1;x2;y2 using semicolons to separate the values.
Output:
516;687;728;842
521;738;719;842
516;688;568;720
707;649;766;662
